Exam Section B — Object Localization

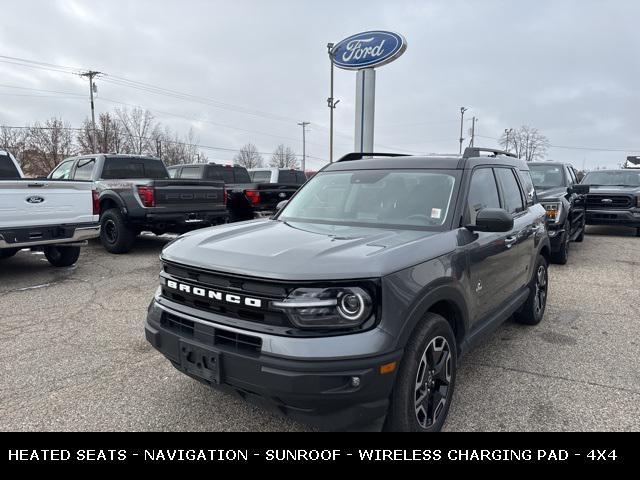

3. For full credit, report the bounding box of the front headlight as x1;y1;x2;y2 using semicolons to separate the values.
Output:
272;287;373;329
542;202;562;223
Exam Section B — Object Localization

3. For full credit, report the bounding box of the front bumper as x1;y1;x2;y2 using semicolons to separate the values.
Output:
585;209;640;227
0;224;100;249
145;300;401;430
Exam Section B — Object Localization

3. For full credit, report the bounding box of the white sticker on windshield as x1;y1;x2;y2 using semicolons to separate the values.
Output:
431;208;442;219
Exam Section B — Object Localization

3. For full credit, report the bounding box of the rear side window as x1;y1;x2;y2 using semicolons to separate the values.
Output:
234;167;251;183
251;170;271;183
468;168;500;223
180;166;202;179
518;170;536;206
101;157;169;180
206;166;250;183
0;154;20;179
495;168;524;214
50;160;75;180
74;158;95;180
278;170;306;184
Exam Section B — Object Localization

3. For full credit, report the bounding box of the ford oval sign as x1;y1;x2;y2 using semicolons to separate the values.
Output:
26;196;45;204
331;31;407;70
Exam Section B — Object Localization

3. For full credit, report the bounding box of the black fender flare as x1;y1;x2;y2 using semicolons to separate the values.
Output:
395;281;470;351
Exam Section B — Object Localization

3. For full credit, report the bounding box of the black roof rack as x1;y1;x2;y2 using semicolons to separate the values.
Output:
463;147;518;159
336;152;411;162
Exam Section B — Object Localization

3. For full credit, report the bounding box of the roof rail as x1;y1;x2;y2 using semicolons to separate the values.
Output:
336;152;410;162
463;147;518;159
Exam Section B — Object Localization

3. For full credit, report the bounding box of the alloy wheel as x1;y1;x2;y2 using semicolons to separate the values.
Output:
414;336;451;429
534;264;547;317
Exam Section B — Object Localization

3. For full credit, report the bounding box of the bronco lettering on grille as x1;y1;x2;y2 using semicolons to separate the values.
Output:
166;280;262;308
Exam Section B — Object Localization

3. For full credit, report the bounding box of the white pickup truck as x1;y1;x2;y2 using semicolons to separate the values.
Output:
0;150;100;266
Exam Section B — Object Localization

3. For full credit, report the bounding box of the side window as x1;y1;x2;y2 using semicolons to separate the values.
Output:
251;171;271;183
518;170;536;207
495;168;524;214
566;166;577;185
50;160;74;180
180;167;202;179
467;168;500;224
73;158;95;180
167;167;179;178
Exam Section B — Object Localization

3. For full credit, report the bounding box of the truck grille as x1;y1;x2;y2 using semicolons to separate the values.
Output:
162;313;262;354
160;261;291;328
586;194;632;210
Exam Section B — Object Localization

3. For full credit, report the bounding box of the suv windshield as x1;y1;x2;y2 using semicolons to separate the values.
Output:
582;170;640;186
529;164;565;188
279;169;457;229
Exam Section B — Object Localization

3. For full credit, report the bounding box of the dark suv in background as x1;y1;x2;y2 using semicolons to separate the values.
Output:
528;162;589;264
582;169;640;236
145;147;550;432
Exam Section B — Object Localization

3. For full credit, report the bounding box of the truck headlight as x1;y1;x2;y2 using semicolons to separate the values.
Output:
542;202;562;223
272;287;373;329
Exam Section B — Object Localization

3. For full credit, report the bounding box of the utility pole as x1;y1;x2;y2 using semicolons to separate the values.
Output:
79;71;101;151
504;128;513;152
469;116;478;147
458;107;468;154
327;43;340;163
298;121;310;172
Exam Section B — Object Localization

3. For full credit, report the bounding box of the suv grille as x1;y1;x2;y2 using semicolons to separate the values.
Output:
162;313;262;355
160;262;291;328
586;194;632;210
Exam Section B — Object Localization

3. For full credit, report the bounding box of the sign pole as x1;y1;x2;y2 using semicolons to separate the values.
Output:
354;68;375;153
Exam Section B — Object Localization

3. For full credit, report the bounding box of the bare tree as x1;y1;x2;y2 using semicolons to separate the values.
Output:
270;144;298;168
234;143;264;168
499;125;549;162
22;118;75;176
77;112;125;154
115;107;160;155
159;127;201;166
0;126;27;163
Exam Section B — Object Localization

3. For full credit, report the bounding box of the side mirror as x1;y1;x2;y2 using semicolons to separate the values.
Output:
569;184;590;195
467;208;514;232
276;200;288;211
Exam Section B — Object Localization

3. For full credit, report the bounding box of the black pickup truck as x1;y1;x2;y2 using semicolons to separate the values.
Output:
581;169;640;236
49;154;227;253
167;163;300;222
528;162;589;264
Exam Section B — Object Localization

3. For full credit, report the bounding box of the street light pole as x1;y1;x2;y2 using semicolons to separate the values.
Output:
458;107;468;154
327;43;339;163
470;116;478;147
298;121;310;172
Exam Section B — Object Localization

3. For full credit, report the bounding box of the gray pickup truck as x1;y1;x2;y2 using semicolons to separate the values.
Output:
49;154;227;253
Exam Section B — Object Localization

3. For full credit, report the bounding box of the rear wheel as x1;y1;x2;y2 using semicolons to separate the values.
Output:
100;208;136;254
384;313;457;432
514;255;548;325
44;246;81;267
0;248;18;260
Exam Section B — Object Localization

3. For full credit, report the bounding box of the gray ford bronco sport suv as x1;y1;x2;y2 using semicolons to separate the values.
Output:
145;147;550;431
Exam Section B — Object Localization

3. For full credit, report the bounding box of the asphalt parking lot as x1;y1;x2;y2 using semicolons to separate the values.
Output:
1;226;639;432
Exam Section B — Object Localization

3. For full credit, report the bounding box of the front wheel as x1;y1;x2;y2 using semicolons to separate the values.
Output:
550;222;570;264
44;246;81;267
384;313;457;432
514;255;548;325
575;216;586;242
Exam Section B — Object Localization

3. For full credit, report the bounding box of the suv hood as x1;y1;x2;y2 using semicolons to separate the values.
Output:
161;219;455;280
535;186;568;201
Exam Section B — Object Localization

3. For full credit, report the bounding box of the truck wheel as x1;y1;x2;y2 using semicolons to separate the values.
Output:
0;248;18;260
384;313;457;432
514;255;548;325
44;246;81;267
575;217;586;243
100;208;136;254
551;225;569;264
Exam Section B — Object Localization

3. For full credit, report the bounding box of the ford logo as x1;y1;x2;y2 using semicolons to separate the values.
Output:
278;192;287;198
601;198;613;203
26;196;45;204
331;30;407;70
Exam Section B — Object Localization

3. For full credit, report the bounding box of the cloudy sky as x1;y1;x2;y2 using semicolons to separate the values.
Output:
0;0;638;170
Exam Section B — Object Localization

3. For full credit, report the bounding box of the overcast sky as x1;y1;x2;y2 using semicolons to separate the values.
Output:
1;0;638;170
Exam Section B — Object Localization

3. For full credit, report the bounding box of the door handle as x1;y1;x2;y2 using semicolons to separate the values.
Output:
505;236;518;248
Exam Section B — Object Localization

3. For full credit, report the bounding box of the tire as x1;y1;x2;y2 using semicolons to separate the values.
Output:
0;248;18;260
514;255;548;325
384;313;457;432
44;246;81;267
550;223;569;264
575;216;585;242
636;228;640;238
100;208;136;254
